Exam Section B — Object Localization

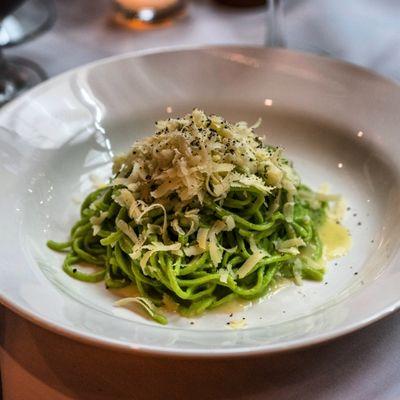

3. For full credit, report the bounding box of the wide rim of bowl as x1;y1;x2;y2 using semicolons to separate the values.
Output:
1;45;400;358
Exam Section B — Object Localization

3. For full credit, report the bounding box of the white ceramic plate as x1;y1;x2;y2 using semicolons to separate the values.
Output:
1;46;400;357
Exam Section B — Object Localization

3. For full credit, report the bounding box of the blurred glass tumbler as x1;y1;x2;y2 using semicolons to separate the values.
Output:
112;0;186;28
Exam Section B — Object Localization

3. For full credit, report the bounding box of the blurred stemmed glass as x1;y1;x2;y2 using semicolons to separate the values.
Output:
265;0;285;47
0;0;56;106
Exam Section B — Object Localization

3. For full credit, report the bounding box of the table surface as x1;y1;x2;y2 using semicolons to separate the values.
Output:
2;0;400;399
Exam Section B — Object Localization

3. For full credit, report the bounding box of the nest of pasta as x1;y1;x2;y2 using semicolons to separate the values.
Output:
48;109;337;324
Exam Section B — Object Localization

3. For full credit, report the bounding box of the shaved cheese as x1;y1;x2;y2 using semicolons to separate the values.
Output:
275;238;305;255
113;189;141;220
114;297;166;324
218;268;229;283
139;242;181;274
250;117;262;129
231;173;272;194
265;161;283;186
283;201;294;222
209;220;227;236
197;228;209;250
282;178;297;200
223;215;235;231
116;220;138;244
248;237;259;255
209;240;222;267
237;251;265;279
279;238;306;248
183;245;205;257
185;219;198;236
171;219;185;236
89;211;108;225
129;236;147;260
90;211;108;236
112;109;291;207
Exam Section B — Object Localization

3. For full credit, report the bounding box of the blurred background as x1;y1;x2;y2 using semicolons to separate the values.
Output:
2;0;400;106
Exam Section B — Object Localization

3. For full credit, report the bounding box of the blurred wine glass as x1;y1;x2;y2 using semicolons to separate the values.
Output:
0;1;27;20
265;0;285;47
0;0;56;106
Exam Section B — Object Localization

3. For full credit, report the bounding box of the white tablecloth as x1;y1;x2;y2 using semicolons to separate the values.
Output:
2;1;400;399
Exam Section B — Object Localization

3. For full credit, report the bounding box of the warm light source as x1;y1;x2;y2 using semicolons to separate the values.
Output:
264;98;273;106
112;0;186;29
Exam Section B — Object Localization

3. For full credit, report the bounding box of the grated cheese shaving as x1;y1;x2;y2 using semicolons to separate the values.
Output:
275;238;306;255
90;211;108;236
116;220;138;244
139;242;181;275
183;245;205;257
197;228;209;250
237;251;265;279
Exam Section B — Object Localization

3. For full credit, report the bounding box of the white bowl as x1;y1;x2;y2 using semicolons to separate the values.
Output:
1;46;400;357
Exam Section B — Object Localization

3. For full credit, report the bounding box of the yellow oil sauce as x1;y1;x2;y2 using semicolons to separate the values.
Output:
316;189;351;260
212;298;248;314
318;217;351;260
111;285;141;298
